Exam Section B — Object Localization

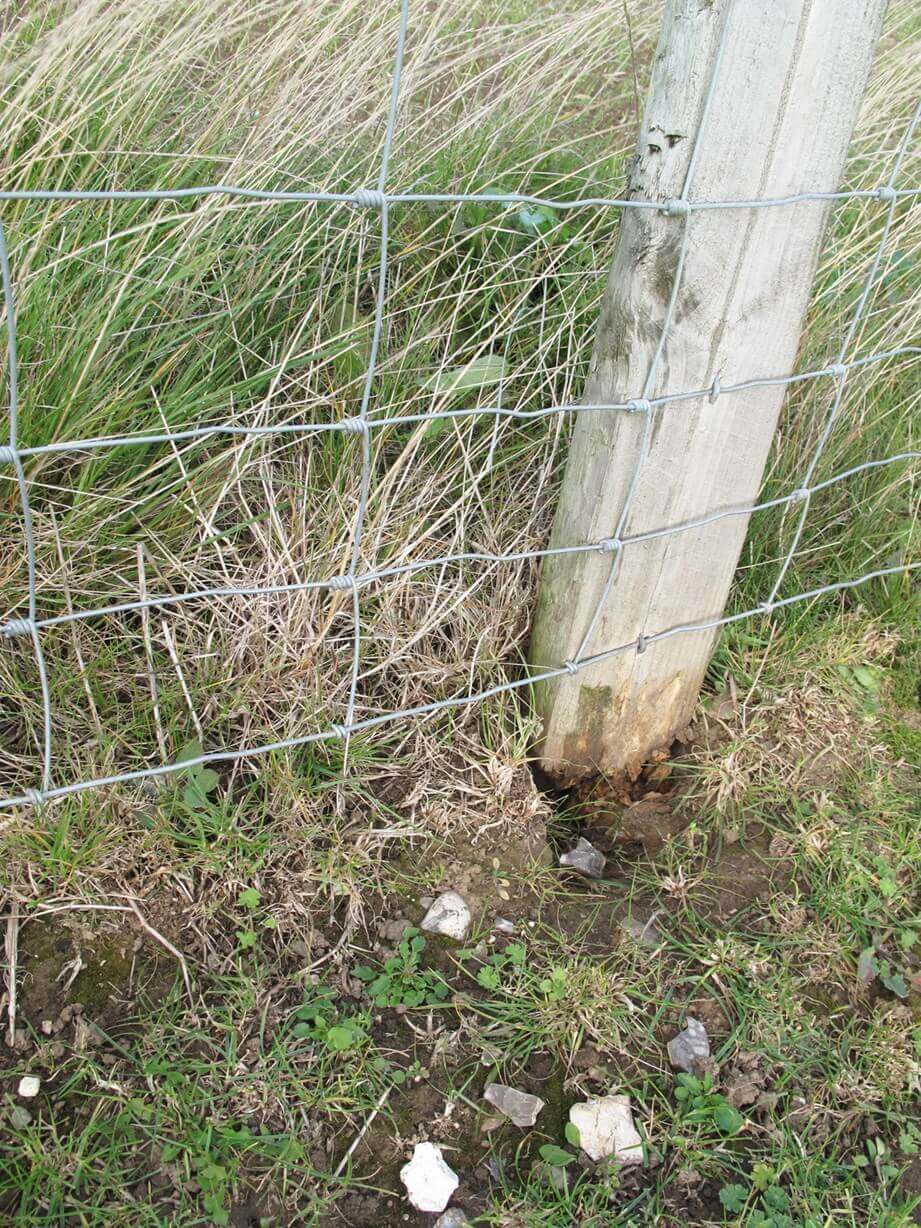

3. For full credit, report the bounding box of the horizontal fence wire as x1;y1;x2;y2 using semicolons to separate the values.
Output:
0;344;915;459
0;565;915;813
0;0;918;810
0;448;916;637
0;187;918;208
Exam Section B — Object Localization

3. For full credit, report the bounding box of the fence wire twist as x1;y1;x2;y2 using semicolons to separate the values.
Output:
0;0;918;810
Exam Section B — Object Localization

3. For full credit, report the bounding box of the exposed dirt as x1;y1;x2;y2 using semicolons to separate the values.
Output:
4;728;910;1225
692;833;796;924
899;1157;921;1226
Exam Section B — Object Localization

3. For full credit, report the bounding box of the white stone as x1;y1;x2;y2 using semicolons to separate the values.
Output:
433;1210;470;1228
17;1075;41;1099
569;1095;643;1165
420;892;471;941
400;1141;459;1212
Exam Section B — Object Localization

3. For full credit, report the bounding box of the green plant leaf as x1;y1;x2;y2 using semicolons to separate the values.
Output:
516;204;558;235
477;965;501;990
851;665;881;693
237;887;261;911
718;1183;749;1213
763;1186;789;1211
751;1162;775;1191
564;1122;581;1147
419;355;507;399
857;945;877;987
900;1129;920;1156
325;1025;361;1052
880;969;909;998
713;1103;744;1135
538;1144;573;1166
175;739;204;764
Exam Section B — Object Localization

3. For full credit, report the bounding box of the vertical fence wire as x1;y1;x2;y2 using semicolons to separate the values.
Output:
338;0;411;764
766;99;921;606
0;216;52;797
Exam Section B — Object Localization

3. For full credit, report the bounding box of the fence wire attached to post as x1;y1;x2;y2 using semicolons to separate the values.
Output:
0;0;917;811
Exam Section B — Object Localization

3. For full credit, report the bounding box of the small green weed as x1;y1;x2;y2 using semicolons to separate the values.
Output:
719;1175;792;1226
674;1072;745;1137
459;939;527;990
286;985;370;1054
175;740;220;811
353;928;450;1009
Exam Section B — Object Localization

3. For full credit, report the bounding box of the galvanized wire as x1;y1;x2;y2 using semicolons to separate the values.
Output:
0;0;917;809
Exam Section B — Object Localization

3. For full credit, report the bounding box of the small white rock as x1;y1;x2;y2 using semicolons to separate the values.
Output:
17;1075;41;1099
433;1210;470;1228
400;1141;459;1212
420;892;471;941
569;1094;643;1165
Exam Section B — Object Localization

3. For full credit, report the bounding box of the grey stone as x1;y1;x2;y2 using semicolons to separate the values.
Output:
493;917;516;934
379;917;412;943
421;892;471;940
559;837;606;879
17;1075;40;1099
667;1017;710;1072
484;1082;545;1127
9;1106;32;1129
569;1095;643;1165
622;910;663;949
548;1164;568;1192
433;1210;470;1228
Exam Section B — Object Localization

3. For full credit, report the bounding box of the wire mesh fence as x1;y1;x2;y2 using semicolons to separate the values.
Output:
0;0;918;811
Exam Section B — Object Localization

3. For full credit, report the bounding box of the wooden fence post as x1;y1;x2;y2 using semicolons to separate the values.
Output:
529;0;888;784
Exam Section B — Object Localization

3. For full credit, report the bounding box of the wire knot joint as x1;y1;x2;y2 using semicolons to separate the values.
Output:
829;363;847;380
352;188;386;210
598;537;622;555
24;787;44;807
791;488;810;503
340;416;368;436
627;398;651;415
662;198;691;217
563;660;579;677
328;575;357;593
636;634;647;655
0;446;16;463
2;617;35;639
876;185;897;203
